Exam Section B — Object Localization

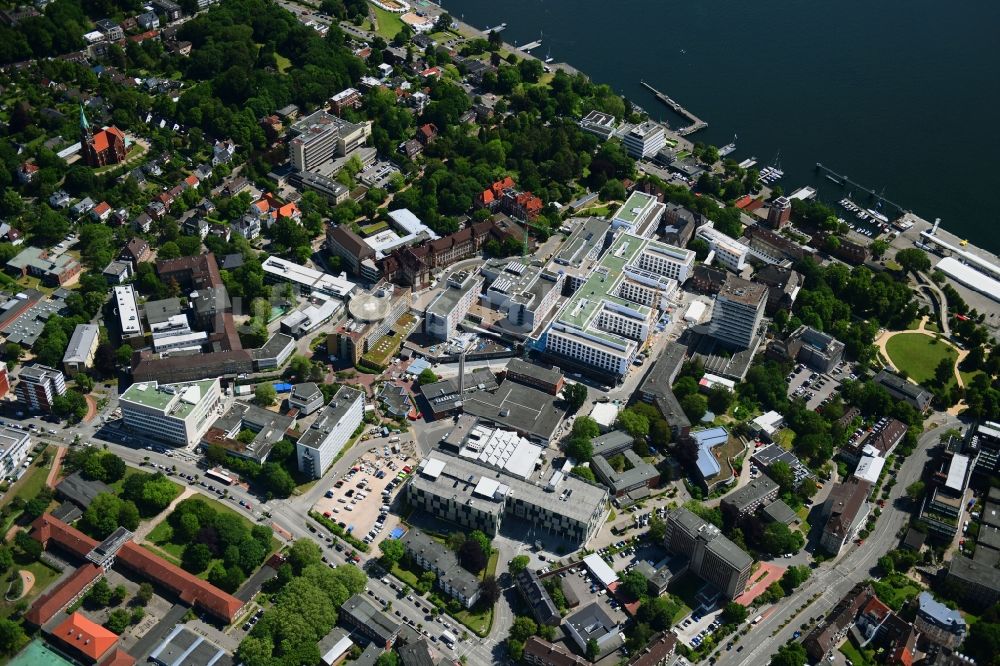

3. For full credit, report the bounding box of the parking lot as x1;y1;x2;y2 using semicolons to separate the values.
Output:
674;606;726;649
785;363;846;410
310;447;416;546
554;565;629;624
359;160;400;189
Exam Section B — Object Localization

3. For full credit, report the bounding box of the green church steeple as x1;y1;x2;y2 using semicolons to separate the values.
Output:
79;105;90;134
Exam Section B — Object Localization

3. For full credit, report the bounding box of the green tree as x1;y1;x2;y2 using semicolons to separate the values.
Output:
563;382;588;412
586;638;601;661
906;481;925;501
620;570;648;600
458;538;487;574
760;522;804;557
116;344;133;368
617;408;649;440
0;617;25;654
571;416;600;440
895;248;931;274
254;383;277;406
571;465;595;482
509;616;537;643
768;460;795;493
770;642;808;666
509;555;530;574
417;368;439;385
182;543;213;574
779;565;810;594
648;515;667;542
680;393;708;422
89;578;112;607
566;436;593;463
722;601;748;624
136;582;153;605
707;386;734;414
105;608;130;634
379;538;404;568
288;539;323;574
111;584;128;606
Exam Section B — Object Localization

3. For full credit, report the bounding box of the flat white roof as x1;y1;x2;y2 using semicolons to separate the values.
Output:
388;208;438;239
945;453;970;492
261;256;356;298
114;285;141;335
684;300;707;322
421;458;446;479
752;410;784;434
583;553;619;587
853;455;885;484
589;403;619;428
459;425;543;481
935;256;1000;304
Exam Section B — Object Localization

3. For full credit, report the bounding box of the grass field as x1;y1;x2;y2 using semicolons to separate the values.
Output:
274;53;292;73
885;332;957;385
840;643;876;666
0;446;56;513
0;560;60;621
371;5;403;39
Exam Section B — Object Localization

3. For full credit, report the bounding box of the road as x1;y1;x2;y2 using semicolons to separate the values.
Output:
717;416;958;666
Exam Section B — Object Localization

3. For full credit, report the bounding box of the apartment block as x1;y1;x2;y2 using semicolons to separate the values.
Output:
289;110;340;171
296;386;364;479
623;122;666;159
696;221;748;272
612;191;666;237
820;477;873;555
407;452;607;545
399;528;481;608
16;364;66;413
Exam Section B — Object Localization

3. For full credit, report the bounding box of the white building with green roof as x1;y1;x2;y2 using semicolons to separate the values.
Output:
611;191;666;237
119;378;222;447
543;232;693;379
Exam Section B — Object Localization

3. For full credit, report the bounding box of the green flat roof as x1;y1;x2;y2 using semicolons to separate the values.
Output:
556;233;651;331
121;378;216;418
614;191;655;224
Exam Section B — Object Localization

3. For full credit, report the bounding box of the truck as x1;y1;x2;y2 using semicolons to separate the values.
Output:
440;631;456;648
388;436;400;444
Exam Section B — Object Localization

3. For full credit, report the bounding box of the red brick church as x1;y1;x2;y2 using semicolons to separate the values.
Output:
80;106;126;167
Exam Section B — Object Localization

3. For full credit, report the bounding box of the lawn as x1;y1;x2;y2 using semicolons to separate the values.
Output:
773;429;795;450
0;560;60;620
872;573;922;611
885;332;957;385
371;5;404;39
274;53;292;73
144;495;280;569
840;642;876;666
0;446;56;514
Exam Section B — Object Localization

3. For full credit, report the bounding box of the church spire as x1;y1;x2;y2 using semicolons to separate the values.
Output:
79;105;90;135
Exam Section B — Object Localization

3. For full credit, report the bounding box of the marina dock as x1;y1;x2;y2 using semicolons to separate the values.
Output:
519;39;542;52
639;80;708;135
814;163;908;216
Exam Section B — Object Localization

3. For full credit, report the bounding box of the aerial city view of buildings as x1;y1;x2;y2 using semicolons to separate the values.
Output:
0;1;993;666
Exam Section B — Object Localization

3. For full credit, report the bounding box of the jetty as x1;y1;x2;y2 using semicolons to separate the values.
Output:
640;80;707;135
519;39;542;52
814;163;908;216
483;22;506;33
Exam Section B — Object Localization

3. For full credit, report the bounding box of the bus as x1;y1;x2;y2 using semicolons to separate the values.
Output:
440;631;456;648
205;467;233;486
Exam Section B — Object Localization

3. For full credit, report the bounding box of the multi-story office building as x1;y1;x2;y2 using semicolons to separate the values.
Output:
708;275;767;349
543;232;692;380
768;325;845;373
971;421;1000;477
480;259;565;334
623;122;666;159
611;191;666;237
663;508;753;599
695;221;748;272
288;382;324;415
720;476;779;521
295;386;363;479
407;451;607;546
289;110;340;171
399;529;481;608
16;364;66;413
920;453;972;540
0;426;31;480
424;270;483;341
114;284;143;341
119;379;221;447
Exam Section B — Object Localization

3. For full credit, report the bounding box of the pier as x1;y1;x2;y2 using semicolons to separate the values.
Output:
483;22;506;33
639;80;708;135
814;163;908;215
519;39;542;52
